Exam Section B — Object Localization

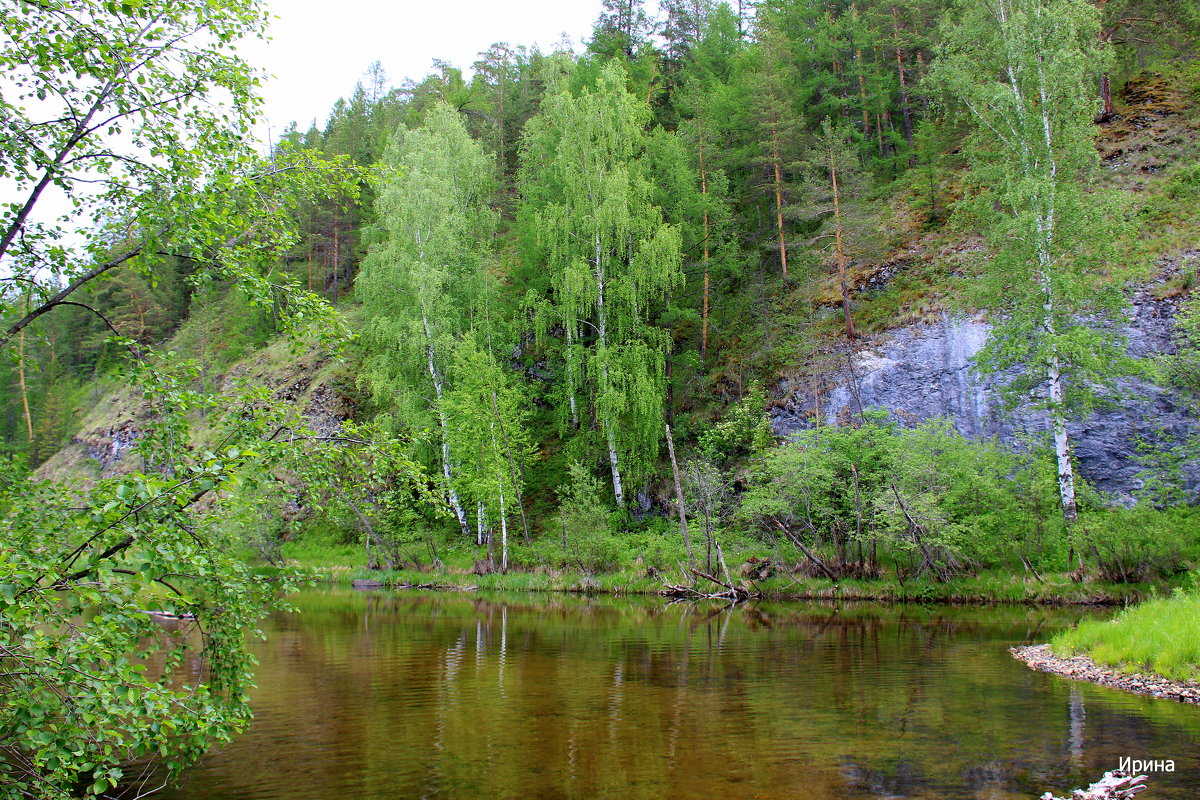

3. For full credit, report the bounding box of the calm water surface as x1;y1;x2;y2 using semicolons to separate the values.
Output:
160;590;1200;799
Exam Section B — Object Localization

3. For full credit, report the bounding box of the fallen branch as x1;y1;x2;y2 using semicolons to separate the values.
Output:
772;517;838;582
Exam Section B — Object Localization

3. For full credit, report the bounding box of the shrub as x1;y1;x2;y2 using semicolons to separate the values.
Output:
554;462;623;571
1078;506;1199;582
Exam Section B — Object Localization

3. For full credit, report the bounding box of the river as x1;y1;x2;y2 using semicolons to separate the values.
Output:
157;589;1200;799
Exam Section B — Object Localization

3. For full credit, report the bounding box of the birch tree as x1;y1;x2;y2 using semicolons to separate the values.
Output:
359;103;497;537
441;334;534;570
931;0;1126;525
519;62;683;507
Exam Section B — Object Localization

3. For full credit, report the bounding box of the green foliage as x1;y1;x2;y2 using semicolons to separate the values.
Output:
1054;590;1200;682
878;419;1064;570
742;414;1065;577
553;462;621;571
698;383;773;465
0;362;298;798
358;101;499;537
1077;506;1199;583
0;3;397;795
931;0;1130;411
519;61;684;504
0;0;269;288
441;333;535;565
1163;292;1200;417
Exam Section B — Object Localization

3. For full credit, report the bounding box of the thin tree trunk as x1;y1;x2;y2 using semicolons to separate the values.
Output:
1031;26;1078;525
699;137;711;361
18;327;32;443
332;225;340;306
831;154;856;341
769;111;788;282
1098;73;1114;120
852;5;871;136
489;416;510;571
1097;27;1116;121
665;424;692;560
565;324;579;427
851;463;864;569
491;390;530;544
422;313;472;538
1048;357;1078;521
594;232;625;508
498;488;508;571
335;485;394;570
891;7;916;157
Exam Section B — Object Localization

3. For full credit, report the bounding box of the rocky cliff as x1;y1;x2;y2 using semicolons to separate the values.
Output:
771;284;1199;502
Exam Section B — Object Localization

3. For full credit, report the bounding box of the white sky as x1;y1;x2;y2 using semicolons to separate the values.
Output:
241;0;606;138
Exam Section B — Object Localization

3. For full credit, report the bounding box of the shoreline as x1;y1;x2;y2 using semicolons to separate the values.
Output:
1011;644;1200;704
298;566;1146;607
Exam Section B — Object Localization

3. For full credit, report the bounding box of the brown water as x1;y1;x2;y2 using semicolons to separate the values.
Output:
159;590;1200;799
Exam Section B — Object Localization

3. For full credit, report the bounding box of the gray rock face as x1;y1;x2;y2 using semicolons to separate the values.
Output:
771;297;1199;502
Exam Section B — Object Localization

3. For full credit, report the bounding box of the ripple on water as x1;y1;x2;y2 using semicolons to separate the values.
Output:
155;592;1200;800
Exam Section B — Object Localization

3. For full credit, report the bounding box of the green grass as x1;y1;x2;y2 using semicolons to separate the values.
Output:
275;538;1148;606
1052;589;1200;683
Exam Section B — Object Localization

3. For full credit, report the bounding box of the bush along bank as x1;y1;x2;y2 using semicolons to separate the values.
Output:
283;548;1151;606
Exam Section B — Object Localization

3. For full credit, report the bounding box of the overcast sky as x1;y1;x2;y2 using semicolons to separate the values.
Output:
240;0;605;138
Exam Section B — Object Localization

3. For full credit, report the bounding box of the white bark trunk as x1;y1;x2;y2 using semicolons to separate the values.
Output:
498;485;508;572
594;231;625;508
665;424;691;560
1047;355;1078;521
488;416;510;570
565;324;578;427
422;313;472;538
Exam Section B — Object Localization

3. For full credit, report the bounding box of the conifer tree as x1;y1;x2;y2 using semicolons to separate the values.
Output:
799;118;866;341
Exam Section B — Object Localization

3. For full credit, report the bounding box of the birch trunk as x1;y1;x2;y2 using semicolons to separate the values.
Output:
665;424;692;560
491;390;530;544
1032;24;1078;524
422;312;472;538
595;232;626;508
565;324;579;427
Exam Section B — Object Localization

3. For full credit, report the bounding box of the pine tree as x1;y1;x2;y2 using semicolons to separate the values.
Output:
799;118;866;341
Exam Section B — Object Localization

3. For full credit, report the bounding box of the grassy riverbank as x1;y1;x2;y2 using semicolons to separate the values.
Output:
1051;590;1200;682
276;541;1151;605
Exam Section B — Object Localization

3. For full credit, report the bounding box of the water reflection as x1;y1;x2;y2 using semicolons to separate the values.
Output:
157;592;1200;800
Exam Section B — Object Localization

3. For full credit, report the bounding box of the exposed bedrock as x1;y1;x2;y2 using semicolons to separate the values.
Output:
771;293;1199;501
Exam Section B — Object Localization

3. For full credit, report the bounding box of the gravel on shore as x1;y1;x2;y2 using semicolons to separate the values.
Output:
1011;644;1200;703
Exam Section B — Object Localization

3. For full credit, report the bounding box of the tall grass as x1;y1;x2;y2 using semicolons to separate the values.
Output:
1052;590;1200;682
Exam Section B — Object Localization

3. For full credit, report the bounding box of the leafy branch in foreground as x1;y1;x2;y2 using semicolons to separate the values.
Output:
0;2;411;796
0;343;427;799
